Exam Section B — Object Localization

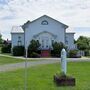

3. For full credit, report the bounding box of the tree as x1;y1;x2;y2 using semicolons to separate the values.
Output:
76;36;90;56
76;36;89;50
28;40;41;57
1;43;11;53
51;42;66;57
12;46;25;56
0;33;2;44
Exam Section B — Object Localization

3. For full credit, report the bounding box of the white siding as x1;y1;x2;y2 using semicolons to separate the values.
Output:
11;33;24;48
25;16;66;49
66;33;75;50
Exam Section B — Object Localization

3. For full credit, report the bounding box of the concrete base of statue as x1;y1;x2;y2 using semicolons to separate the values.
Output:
54;73;75;86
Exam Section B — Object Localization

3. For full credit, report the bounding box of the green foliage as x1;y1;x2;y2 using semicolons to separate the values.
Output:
1;44;11;53
28;40;40;57
77;36;90;50
0;34;2;44
76;36;90;56
51;42;66;57
12;46;25;56
68;50;79;58
0;56;24;65
30;52;40;58
84;50;90;56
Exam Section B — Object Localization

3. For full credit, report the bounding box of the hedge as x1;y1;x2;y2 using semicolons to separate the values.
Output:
1;44;11;53
12;46;25;56
68;49;80;58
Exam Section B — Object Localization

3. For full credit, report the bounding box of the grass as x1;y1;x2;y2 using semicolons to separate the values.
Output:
0;47;2;53
0;62;90;90
0;56;25;65
86;56;90;58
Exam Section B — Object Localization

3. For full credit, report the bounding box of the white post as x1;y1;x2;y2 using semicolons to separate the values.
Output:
25;47;28;90
61;48;67;75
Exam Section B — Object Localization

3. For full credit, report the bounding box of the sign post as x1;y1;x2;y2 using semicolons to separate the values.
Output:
25;47;28;90
61;48;67;75
54;48;75;86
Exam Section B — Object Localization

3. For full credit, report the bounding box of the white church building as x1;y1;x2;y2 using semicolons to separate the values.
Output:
11;15;76;54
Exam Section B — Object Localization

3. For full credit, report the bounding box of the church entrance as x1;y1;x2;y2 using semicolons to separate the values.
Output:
41;37;51;57
41;37;49;49
33;31;57;57
41;50;51;57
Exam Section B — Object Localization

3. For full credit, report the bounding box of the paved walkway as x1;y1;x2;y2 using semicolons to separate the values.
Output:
0;60;60;72
0;54;90;72
0;58;90;72
0;54;90;60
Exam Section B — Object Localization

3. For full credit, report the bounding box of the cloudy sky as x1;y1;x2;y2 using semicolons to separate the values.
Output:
0;0;90;40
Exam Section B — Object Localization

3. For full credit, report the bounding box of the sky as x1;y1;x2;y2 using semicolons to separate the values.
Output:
0;0;90;40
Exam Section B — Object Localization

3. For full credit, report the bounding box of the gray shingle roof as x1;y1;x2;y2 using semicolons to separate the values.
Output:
11;26;24;33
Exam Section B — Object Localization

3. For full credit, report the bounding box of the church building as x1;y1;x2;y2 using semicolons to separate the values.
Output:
11;15;75;56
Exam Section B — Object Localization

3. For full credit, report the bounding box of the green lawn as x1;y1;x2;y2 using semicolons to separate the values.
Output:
0;62;90;90
0;56;25;65
0;46;1;53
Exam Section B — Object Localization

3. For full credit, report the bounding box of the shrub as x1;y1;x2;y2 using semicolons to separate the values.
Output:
30;52;40;58
12;46;25;56
84;50;90;56
28;40;40;57
1;44;11;53
68;50;79;58
51;42;66;57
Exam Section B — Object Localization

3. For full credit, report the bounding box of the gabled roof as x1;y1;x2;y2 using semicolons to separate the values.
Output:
22;15;68;29
11;26;24;34
66;27;75;34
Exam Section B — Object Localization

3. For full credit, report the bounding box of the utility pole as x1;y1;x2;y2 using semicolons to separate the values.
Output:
24;47;28;90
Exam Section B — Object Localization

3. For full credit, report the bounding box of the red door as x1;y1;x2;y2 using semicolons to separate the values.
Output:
41;50;50;57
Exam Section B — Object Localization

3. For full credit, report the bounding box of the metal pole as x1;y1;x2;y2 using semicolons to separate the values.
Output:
24;48;27;90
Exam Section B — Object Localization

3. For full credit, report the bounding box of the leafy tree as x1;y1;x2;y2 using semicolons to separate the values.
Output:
1;43;11;53
76;36;90;56
68;50;79;58
28;40;40;57
51;42;66;57
76;36;90;50
0;34;2;44
12;46;25;56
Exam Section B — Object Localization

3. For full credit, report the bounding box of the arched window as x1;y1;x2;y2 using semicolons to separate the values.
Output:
41;20;48;25
42;40;44;48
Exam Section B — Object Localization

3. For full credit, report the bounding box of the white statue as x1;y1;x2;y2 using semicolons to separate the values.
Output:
61;48;67;75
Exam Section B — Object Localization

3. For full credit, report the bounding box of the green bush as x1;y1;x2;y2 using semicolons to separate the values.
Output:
28;40;40;57
51;42;66;57
84;50;90;56
68;50;79;58
0;44;3;47
1;44;11;53
12;46;25;56
30;52;40;58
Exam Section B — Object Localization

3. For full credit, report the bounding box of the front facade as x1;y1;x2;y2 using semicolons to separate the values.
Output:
11;15;75;52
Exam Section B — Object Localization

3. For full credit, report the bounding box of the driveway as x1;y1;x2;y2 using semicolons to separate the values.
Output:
0;57;90;72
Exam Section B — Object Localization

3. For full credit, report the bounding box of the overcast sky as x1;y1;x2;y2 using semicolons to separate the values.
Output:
0;0;90;40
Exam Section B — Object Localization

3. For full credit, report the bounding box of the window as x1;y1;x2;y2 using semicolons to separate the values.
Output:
42;40;44;48
18;36;21;39
18;36;22;46
18;41;22;46
41;20;48;25
46;39;49;48
65;36;68;44
65;40;68;44
52;40;54;44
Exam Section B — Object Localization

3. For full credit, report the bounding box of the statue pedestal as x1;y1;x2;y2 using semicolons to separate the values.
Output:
54;74;75;86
